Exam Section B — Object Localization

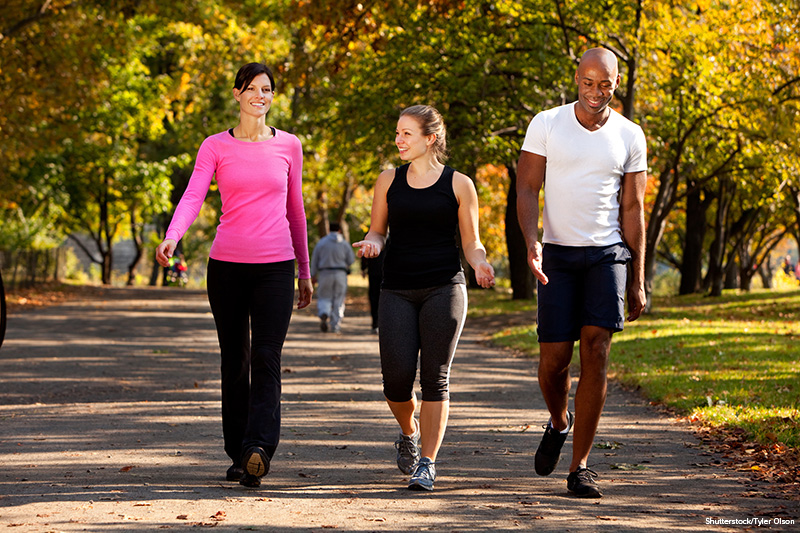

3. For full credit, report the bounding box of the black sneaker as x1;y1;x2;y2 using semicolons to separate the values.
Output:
240;446;270;488
534;410;573;476
240;473;261;488
394;427;420;475
567;467;602;498
226;464;244;481
320;314;329;332
408;457;436;491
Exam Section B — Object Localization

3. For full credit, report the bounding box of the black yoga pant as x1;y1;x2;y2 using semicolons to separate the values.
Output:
206;258;295;463
378;283;467;402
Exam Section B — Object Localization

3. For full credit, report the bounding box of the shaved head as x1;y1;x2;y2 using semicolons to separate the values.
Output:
578;48;619;77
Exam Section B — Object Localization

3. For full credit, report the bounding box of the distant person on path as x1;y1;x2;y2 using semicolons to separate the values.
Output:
310;222;355;333
166;253;188;286
353;105;495;491
155;62;313;489
782;254;793;276
517;48;648;498
360;248;385;333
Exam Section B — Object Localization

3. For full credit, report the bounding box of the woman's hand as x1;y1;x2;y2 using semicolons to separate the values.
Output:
297;278;313;309
475;261;496;289
353;239;382;259
155;239;177;268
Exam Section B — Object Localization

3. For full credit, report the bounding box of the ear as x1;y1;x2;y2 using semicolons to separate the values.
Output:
427;133;437;147
233;88;241;102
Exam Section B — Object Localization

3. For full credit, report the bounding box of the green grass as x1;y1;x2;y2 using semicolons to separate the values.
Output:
467;286;536;317
478;287;800;448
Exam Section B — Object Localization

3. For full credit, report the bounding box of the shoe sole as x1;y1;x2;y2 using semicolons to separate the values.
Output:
569;488;603;498
244;449;269;477
408;482;433;491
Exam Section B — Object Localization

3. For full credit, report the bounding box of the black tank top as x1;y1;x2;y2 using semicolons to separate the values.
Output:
382;164;465;290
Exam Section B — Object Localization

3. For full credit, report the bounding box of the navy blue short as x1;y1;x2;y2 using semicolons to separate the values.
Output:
536;243;631;343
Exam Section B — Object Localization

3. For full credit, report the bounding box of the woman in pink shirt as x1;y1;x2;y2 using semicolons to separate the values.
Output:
156;63;312;488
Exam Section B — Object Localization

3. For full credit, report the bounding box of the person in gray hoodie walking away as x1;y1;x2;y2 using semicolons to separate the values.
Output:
311;222;355;333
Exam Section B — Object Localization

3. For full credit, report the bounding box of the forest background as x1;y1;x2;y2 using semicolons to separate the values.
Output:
1;0;800;305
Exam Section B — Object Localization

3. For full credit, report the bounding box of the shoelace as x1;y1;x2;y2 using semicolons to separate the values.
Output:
574;468;598;482
395;436;417;455
412;460;435;480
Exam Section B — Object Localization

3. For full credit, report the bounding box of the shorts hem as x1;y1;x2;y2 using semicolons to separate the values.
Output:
537;322;622;343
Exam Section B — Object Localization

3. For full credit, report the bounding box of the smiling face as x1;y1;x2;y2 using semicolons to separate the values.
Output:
574;51;620;120
395;115;434;161
233;73;274;118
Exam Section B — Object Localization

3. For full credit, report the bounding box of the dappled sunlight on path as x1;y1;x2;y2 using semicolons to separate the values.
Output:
0;286;797;531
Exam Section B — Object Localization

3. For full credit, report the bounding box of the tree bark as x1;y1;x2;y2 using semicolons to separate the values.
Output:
678;182;709;294
707;180;735;296
0;268;6;349
505;161;534;300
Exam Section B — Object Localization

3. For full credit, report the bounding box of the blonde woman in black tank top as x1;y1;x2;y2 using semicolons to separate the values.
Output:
353;105;495;491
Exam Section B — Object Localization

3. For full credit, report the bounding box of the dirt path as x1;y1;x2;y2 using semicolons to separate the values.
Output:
1;286;798;532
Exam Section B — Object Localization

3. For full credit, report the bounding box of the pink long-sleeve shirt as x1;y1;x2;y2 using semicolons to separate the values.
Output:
165;129;311;279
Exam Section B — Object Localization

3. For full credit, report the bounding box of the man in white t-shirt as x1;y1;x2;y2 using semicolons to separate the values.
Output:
517;48;648;498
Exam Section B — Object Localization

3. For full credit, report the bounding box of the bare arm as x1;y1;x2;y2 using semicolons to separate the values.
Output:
516;151;548;284
453;172;495;289
353;169;393;258
620;170;647;321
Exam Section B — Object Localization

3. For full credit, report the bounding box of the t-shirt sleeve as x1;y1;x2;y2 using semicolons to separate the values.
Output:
624;126;648;174
286;136;311;279
165;138;216;242
520;112;548;156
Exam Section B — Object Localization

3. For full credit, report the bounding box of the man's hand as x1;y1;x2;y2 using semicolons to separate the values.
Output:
527;241;549;285
626;284;646;321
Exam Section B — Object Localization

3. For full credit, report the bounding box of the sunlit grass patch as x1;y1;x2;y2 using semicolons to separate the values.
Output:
691;406;800;448
467;287;536;317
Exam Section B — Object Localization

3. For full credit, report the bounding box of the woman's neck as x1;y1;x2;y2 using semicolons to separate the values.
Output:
233;115;273;142
408;155;442;177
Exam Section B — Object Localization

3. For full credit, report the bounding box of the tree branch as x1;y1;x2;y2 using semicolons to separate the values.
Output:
1;0;65;39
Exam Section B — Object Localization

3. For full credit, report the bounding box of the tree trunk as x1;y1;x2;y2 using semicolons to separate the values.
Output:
0;268;6;349
317;189;329;237
724;255;739;290
127;209;143;286
149;214;167;286
758;262;773;289
738;242;755;291
505;161;534;300
707;180;734;296
643;168;677;309
678;182;708;294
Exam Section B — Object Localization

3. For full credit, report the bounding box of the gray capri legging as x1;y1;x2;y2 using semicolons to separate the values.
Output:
378;282;468;402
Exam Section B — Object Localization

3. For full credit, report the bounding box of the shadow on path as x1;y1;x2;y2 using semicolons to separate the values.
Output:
0;286;797;532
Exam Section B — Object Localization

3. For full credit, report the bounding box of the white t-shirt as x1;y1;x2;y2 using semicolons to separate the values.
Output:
521;102;647;246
